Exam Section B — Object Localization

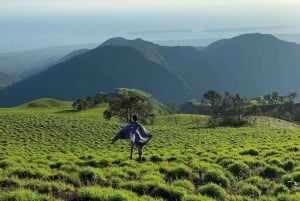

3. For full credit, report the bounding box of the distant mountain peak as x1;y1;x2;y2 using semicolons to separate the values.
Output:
100;37;158;48
203;33;290;54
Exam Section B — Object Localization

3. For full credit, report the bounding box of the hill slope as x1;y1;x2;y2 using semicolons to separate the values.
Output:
194;33;300;97
0;46;190;107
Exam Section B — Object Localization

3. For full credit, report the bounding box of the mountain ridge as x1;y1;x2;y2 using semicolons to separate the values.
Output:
1;33;300;107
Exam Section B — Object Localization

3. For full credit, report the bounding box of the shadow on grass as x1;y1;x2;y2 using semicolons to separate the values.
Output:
56;110;78;114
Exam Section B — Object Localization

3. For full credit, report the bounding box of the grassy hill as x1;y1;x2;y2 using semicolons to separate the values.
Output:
1;103;300;200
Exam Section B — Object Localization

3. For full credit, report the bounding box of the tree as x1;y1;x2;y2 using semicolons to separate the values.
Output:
203;90;222;118
203;90;250;126
103;91;154;124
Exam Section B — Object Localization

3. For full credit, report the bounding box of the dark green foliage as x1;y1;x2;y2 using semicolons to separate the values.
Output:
259;165;284;179
272;184;289;196
0;178;20;188
228;162;250;179
282;160;295;171
166;166;192;181
0;160;10;169
240;184;261;199
203;91;250;126
245;176;274;195
150;155;163;163
79;169;99;185
76;187;140;201
11;169;43;179
104;90;155;124
203;170;230;188
240;149;259;156
122;182;184;201
197;183;227;201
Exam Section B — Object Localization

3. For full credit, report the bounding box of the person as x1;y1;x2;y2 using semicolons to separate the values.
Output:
111;114;153;161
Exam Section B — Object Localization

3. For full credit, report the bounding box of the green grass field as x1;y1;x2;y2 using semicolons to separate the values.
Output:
1;99;300;201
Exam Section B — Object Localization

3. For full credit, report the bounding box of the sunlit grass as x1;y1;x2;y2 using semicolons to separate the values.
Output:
1;102;300;200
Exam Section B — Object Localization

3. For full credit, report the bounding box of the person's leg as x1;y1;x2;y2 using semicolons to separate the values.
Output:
130;141;134;160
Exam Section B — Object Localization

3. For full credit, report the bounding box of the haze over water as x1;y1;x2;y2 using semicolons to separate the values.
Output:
1;0;300;53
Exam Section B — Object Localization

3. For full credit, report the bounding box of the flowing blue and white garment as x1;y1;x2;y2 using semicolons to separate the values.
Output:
111;122;153;150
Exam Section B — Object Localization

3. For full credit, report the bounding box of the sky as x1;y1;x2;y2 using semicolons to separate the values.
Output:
1;0;300;52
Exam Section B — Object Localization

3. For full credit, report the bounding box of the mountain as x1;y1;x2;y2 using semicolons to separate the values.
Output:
100;37;202;89
0;45;190;107
20;49;90;79
0;43;97;80
194;33;300;97
0;71;16;89
1;33;300;107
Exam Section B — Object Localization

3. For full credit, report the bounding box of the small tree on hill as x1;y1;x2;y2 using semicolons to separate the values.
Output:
203;90;222;118
103;91;154;124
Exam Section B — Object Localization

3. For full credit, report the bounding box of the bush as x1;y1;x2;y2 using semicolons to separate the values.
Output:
282;160;295;171
203;170;230;188
0;178;20;188
240;149;259;156
150;155;163;163
183;194;215;201
79;168;105;185
217;158;235;168
0;189;53;201
10;169;43;179
197;183;227;201
283;172;300;188
245;176;274;195
228;162;250;179
166;165;192;181
121;181;184;201
77;186;140;201
276;193;300;201
172;179;195;192
240;184;261;199
259;165;284;179
272;184;289;196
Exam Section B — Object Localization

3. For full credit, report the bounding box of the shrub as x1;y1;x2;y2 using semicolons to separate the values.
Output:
217;158;235;168
283;172;300;188
172;179;195;192
77;186;139;201
203;170;230;188
240;149;259;156
259;165;284;179
0;178;20;189
10;169;43;179
197;183;227;201
0;160;10;169
0;189;53;201
282;160;295;171
183;194;215;201
166;165;192;181
240;184;261;199
150;155;163;163
286;146;299;152
121;181;184;201
245;176;274;195
79;168;105;185
267;158;282;166
272;184;289;196
276;193;300;201
228;162;250;179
